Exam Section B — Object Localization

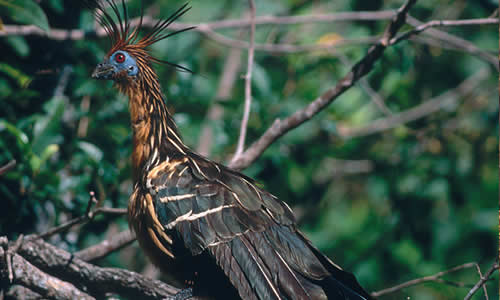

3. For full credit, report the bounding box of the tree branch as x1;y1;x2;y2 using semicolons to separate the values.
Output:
0;246;94;300
337;68;489;138
406;16;498;70
0;160;16;176
5;285;41;299
233;0;256;161
390;17;499;45
371;261;492;297
1;237;198;300
0;11;395;39
229;0;418;170
34;192;126;241
464;260;499;300
197;25;378;53
196;42;243;156
74;229;135;262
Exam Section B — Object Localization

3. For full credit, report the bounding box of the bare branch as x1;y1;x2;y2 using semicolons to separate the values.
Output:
34;192;126;241
197;25;379;53
0;160;16;176
229;0;419;170
53;65;73;98
473;263;489;300
2;237;195;299
371;262;480;297
336;53;393;116
2;10;495;57
337;68;489;138
390;17;499;45
197;44;243;156
77;96;91;138
464;260;499;300
74;229;135;262
0;11;395;39
233;0;256;161
0;246;95;300
406;16;498;70
196;11;396;29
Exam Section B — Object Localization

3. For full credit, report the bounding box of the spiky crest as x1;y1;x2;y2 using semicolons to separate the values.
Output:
86;0;194;73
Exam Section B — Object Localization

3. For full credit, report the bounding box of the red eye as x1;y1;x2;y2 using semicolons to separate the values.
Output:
115;53;125;63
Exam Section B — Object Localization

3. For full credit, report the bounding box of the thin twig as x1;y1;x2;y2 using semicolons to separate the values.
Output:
336;53;392;116
198;25;378;53
0;160;16;176
233;0;256;161
197;24;246;156
53;65;73;98
0;11;396;39
229;0;418;170
464;260;499;300
406;16;498;71
390;17;499;45
196;11;396;29
337;68;489;138
371;262;479;297
6;234;24;283
3;12;494;56
473;263;489;300
77;96;91;138
33;191;126;241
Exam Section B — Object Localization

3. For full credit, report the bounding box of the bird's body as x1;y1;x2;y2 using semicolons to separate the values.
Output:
90;1;372;299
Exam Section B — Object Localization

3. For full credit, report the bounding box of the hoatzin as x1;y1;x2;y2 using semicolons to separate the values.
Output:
89;1;372;299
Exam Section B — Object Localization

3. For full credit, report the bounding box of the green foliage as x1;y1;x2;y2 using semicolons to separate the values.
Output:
0;0;50;31
0;0;497;298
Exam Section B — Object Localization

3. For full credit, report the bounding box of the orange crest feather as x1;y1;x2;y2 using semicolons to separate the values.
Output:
86;0;194;72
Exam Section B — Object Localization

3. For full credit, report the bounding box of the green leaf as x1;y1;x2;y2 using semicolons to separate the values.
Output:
0;63;31;87
47;0;63;14
6;36;29;57
0;0;50;32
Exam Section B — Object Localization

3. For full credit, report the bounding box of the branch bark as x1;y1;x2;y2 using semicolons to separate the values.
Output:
463;260;499;300
406;16;498;70
1;237;199;300
371;262;483;297
74;229;135;262
0;247;94;300
233;0;256;161
0;11;396;39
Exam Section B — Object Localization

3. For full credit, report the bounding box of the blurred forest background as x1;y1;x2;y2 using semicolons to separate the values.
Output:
0;0;498;299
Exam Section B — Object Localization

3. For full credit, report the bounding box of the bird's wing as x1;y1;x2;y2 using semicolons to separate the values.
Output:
146;153;371;300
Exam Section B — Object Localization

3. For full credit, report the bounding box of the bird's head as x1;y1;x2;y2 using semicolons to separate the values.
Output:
88;1;193;85
92;50;139;80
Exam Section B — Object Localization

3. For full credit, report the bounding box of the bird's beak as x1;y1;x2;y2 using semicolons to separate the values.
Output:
92;62;116;80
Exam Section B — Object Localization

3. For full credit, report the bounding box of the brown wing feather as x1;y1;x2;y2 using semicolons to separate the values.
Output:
142;153;371;299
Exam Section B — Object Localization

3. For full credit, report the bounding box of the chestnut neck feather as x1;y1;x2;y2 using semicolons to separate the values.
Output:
116;63;187;181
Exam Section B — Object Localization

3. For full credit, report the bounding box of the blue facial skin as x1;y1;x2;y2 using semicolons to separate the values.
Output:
110;51;139;77
92;50;138;80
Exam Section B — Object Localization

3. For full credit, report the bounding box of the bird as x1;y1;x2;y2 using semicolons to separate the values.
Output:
89;1;373;299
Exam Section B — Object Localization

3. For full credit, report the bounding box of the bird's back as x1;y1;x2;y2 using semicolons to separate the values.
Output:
129;150;372;300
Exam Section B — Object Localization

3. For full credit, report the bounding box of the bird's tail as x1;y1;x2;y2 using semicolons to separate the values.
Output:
209;225;372;300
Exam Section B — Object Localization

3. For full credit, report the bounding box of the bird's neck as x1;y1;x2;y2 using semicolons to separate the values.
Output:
119;74;188;180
